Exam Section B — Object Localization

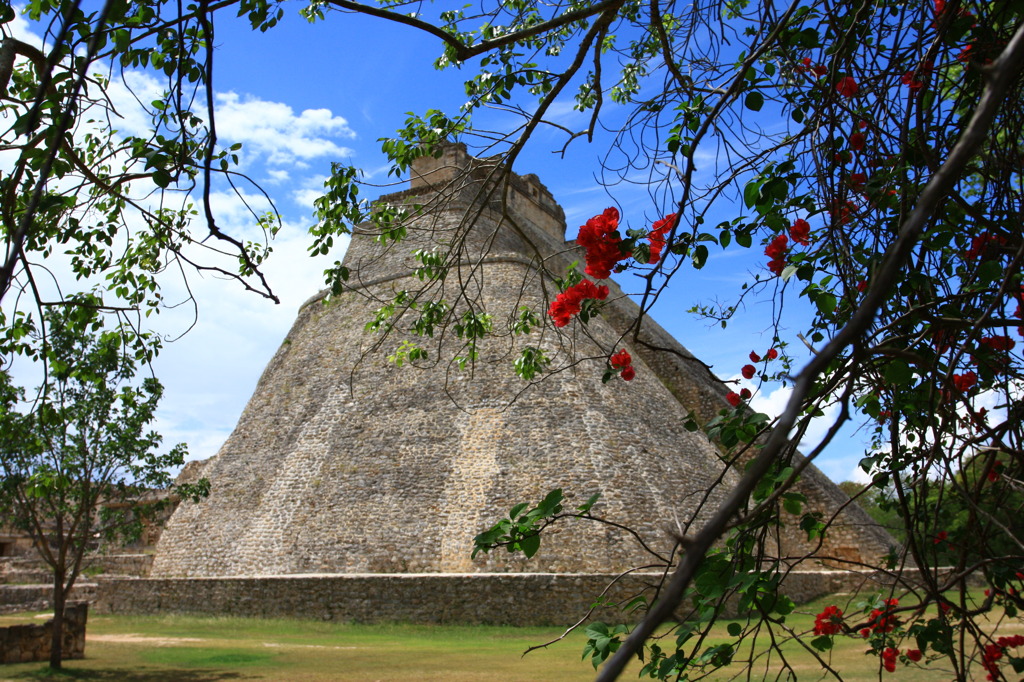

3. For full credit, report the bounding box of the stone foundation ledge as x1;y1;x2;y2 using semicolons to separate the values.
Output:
0;584;97;615
0;603;87;664
92;570;901;627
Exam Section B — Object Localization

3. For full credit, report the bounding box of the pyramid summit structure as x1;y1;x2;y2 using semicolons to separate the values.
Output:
151;144;891;580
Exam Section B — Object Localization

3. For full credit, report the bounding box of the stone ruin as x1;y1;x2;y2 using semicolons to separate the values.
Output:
0;603;87;664
128;144;893;621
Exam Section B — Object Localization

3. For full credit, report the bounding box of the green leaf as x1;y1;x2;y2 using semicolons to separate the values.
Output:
744;91;764;111
811;635;833;651
743;181;761;209
727;622;742;636
815;292;837;316
883;359;913;385
519;533;541;558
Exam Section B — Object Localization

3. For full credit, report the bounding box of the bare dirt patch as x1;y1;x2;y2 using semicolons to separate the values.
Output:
89;633;205;645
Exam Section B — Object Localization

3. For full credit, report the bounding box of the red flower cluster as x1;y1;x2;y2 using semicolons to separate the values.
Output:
979;335;1015;352
906;649;923;662
952;372;977;392
766;348;779;360
813;605;844;635
548;279;609;327
610;348;635;381
790;218;811;246
849;172;868;190
861;598;899;637
987;460;1002;482
765;234;789;275
726;388;752;407
830;199;857;225
849;131;866;151
933;530;948;544
901;61;932;92
798;57;828;77
881;647;899;672
577;208;629;279
836;76;859;97
647;213;676;265
965;232;1007;260
980;636;1024;680
741;364;756;379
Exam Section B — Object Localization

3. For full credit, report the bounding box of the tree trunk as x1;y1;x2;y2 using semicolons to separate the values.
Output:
49;570;65;669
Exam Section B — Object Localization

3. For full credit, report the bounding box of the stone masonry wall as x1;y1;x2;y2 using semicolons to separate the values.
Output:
0;603;87;664
94;572;898;626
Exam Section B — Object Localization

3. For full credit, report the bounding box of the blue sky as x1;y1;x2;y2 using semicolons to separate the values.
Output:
6;5;877;483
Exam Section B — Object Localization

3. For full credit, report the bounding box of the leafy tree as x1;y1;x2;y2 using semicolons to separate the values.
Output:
837;480;903;542
2;0;1024;679
0;301;207;668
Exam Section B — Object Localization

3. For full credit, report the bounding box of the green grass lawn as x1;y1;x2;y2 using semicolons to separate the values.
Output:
0;594;1019;681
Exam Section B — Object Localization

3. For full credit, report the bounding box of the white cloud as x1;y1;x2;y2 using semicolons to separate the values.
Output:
266;169;290;184
215;92;355;166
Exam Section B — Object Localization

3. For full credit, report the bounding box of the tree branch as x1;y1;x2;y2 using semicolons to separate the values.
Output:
594;20;1024;682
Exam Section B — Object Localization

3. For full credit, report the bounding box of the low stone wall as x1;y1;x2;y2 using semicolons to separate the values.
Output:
0;603;87;664
93;570;900;626
0;584;97;615
89;554;153;577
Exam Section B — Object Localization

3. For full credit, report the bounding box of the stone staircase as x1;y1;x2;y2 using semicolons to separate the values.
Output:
0;553;152;614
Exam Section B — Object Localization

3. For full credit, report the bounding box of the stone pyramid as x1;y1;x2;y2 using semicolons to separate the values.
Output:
151;144;891;578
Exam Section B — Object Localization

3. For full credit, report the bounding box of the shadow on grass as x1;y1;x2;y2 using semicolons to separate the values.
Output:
1;667;251;681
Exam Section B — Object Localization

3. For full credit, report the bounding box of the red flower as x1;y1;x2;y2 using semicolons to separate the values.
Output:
952;372;977;392
857;280;868;292
933;530;948;544
812;64;828;77
966;232;1007;260
987;461;1002;482
726;391;742;407
906;648;922;662
765;234;789;275
866;598;899;634
997;634;1024;648
901;71;925;92
739;387;751;400
749;350;761;363
830;199;857;225
620;365;636;381
980;335;1015;352
849;172;867;189
577;208;629;279
836;76;859;97
790;218;811;246
813;605;844;635
882;647;899;672
849;131;866;151
647;213;676;265
766;348;779;360
934;0;945;15
610;348;632;369
983;642;1004;678
741;364;756;379
548;279;609;327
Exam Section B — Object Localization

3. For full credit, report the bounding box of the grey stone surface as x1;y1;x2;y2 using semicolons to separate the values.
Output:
94;571;895;625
